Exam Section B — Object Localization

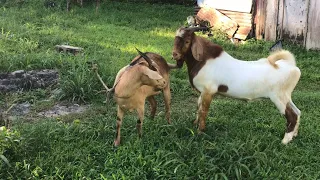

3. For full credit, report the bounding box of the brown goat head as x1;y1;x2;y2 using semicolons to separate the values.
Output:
172;27;222;64
172;28;194;62
139;64;166;90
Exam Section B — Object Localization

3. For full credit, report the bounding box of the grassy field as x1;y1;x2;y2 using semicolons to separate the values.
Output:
1;0;320;179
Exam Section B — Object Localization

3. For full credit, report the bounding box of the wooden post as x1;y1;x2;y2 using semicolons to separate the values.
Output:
265;0;279;41
254;0;266;40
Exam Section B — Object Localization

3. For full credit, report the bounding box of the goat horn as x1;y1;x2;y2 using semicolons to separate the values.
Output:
135;47;157;71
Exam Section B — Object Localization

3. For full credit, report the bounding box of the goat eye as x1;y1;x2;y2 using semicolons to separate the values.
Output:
185;40;190;44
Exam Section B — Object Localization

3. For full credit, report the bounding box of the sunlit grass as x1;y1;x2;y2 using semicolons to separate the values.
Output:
1;0;320;179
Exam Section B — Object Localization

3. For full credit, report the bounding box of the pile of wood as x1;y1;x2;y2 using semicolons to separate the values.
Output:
195;6;252;40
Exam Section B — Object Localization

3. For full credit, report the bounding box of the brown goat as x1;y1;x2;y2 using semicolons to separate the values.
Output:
94;50;176;146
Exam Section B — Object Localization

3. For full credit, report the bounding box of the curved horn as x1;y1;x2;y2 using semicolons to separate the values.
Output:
135;47;157;71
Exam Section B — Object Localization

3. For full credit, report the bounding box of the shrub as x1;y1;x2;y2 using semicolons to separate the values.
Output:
0;127;21;168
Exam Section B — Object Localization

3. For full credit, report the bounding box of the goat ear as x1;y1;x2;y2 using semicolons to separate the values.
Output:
142;67;163;80
191;36;204;61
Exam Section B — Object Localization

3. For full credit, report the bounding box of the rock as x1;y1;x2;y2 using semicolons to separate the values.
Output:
0;69;59;92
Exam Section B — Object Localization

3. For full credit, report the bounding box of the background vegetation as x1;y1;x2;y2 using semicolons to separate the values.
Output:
1;0;320;179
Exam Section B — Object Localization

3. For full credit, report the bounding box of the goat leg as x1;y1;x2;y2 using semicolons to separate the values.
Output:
114;106;124;147
147;96;157;119
197;92;214;132
193;96;201;126
136;107;145;138
163;85;172;124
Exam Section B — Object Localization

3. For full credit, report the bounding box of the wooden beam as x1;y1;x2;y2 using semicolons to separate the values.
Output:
265;0;279;41
254;0;266;40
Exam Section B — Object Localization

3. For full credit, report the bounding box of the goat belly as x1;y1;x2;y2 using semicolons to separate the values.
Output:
115;97;137;112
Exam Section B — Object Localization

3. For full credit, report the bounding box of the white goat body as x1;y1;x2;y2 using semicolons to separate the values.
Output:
193;50;300;100
172;27;301;144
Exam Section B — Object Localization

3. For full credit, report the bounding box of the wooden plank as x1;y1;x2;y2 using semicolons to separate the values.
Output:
236;26;251;34
197;7;238;38
254;0;266;40
278;0;308;44
217;9;252;40
218;10;252;18
306;0;320;49
218;11;252;25
234;26;252;39
265;0;278;41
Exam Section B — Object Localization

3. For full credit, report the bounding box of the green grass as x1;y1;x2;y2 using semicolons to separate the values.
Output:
1;0;320;179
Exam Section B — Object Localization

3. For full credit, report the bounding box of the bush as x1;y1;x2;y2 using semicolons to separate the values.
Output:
0;127;21;168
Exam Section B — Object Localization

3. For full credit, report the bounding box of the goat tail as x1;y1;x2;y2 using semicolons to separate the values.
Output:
267;50;296;68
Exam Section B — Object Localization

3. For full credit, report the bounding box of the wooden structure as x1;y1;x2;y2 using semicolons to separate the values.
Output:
196;0;320;50
196;7;238;38
195;0;253;40
256;0;320;50
219;10;252;40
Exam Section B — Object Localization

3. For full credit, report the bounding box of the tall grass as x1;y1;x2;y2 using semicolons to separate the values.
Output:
1;0;320;179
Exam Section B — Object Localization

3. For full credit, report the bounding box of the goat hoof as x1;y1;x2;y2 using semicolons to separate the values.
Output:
114;140;120;147
197;129;204;135
137;133;142;138
193;119;198;125
281;132;294;145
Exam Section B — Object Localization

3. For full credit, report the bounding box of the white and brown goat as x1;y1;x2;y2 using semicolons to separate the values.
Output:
94;49;175;146
172;27;301;144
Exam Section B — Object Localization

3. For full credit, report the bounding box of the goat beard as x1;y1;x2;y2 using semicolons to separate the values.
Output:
153;87;163;92
176;60;184;68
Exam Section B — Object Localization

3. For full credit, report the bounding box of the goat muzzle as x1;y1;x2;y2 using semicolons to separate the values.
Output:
171;52;184;68
172;51;183;61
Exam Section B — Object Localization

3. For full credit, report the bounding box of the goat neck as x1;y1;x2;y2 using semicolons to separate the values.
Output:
178;35;223;90
114;66;144;98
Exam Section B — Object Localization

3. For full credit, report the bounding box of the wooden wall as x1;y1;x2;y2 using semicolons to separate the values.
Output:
278;0;309;44
306;0;320;49
256;0;320;50
264;0;278;41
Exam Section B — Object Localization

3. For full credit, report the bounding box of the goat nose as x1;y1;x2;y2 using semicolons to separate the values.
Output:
172;52;178;58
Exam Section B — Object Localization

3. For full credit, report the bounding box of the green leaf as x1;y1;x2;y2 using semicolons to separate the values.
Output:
0;154;11;167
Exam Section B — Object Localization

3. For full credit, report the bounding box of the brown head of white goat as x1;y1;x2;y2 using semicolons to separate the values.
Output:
95;49;175;146
172;27;301;144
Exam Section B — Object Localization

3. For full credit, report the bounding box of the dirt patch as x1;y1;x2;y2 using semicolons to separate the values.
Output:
37;103;90;118
1;102;89;124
